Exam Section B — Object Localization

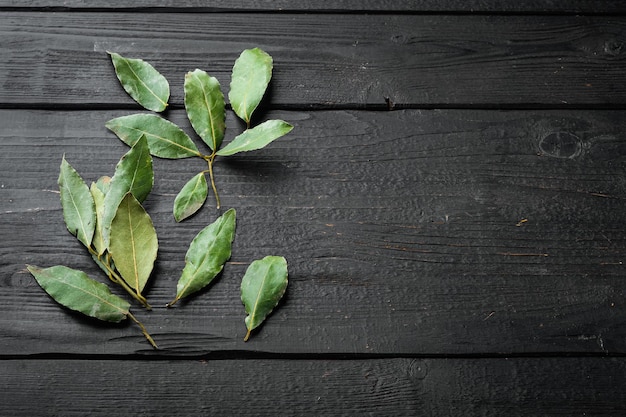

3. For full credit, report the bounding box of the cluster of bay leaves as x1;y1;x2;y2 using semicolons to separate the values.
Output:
27;49;291;347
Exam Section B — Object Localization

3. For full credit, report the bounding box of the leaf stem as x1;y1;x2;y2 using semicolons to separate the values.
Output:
166;296;180;308
127;312;158;349
244;328;251;342
203;153;221;209
88;247;152;310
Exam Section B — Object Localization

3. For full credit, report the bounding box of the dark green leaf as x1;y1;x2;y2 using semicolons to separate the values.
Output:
27;264;130;323
102;135;153;248
106;114;201;159
240;256;288;341
109;193;158;295
184;69;225;151
173;172;208;222
168;208;236;306
229;48;273;125
216;120;293;157
108;51;169;112
58;157;96;248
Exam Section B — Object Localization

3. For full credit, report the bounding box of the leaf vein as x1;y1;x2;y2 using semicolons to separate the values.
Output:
123;60;167;108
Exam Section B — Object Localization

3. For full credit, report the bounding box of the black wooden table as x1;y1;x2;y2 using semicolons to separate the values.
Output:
2;2;626;415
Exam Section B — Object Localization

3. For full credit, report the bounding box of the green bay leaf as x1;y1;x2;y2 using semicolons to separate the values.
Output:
108;51;170;112
27;264;130;323
168;208;236;306
101;135;153;249
108;193;158;295
94;175;112;195
216;119;293;157
173;172;208;222
240;255;288;341
184;69;225;151
89;182;107;256
106;114;201;159
58;157;96;248
229;48;273;125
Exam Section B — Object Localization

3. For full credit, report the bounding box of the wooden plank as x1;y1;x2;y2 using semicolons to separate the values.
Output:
2;357;626;416
2;13;626;108
1;1;625;13
2;108;625;355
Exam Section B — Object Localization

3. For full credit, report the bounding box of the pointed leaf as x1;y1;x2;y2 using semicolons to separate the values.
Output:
168;208;236;306
229;48;273;124
101;135;153;248
241;256;288;341
108;51;169;112
109;193;158;295
184;69;225;151
58;157;96;248
89;183;107;256
27;264;130;323
173;172;208;222
106;114;201;159
216;120;293;157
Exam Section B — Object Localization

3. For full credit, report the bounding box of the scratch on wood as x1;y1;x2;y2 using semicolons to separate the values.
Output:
498;252;549;257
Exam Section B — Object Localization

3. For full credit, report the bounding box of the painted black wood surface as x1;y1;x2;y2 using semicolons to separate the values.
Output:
1;2;626;415
2;13;626;108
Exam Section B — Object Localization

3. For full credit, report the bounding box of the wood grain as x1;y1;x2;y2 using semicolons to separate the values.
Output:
2;13;626;108
2;108;625;356
1;1;625;13
2;357;626;416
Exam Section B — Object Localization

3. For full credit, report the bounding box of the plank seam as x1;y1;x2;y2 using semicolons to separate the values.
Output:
1;351;624;361
1;8;626;16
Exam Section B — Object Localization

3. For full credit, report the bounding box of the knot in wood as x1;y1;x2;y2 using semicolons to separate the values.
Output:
539;132;582;159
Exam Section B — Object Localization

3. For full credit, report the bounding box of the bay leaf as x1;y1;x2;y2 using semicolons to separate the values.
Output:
28;264;157;348
168;208;236;306
184;69;225;151
173;172;208;222
216;119;293;156
240;255;288;341
27;264;130;323
106;114;201;159
108;192;158;295
229;48;273;125
58;157;96;248
89;182;107;256
108;51;170;112
94;175;112;195
101;135;153;249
